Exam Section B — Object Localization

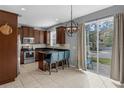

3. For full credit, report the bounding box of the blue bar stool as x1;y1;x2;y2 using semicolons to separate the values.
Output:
58;51;65;69
44;52;59;75
64;50;70;67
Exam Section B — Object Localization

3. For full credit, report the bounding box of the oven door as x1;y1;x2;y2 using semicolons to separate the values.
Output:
24;51;35;64
24;51;35;59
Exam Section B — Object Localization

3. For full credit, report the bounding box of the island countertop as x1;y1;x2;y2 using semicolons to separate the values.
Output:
35;47;70;51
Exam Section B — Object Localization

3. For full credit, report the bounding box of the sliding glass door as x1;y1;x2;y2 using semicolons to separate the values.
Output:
85;17;113;77
85;21;97;73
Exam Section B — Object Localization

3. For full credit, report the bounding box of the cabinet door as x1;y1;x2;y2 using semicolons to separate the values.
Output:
39;31;44;44
22;26;29;37
44;31;47;44
20;50;24;64
56;29;60;44
56;27;61;44
56;26;65;44
35;51;39;61
34;30;40;44
44;31;50;44
29;27;34;37
61;28;65;44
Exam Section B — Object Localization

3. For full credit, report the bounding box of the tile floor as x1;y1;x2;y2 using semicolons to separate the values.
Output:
87;62;111;77
0;62;123;88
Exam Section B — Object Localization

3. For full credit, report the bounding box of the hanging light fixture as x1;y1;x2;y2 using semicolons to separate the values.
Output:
66;5;79;37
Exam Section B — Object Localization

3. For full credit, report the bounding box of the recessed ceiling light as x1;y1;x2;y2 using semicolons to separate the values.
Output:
21;8;26;11
56;18;59;21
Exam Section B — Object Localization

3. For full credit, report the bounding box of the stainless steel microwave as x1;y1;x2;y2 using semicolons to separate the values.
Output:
23;37;35;44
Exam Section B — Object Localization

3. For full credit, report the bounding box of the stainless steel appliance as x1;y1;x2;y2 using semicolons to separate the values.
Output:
23;37;34;44
24;50;35;64
22;45;35;64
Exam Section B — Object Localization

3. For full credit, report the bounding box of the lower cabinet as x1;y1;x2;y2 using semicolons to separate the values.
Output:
20;50;24;64
35;51;40;61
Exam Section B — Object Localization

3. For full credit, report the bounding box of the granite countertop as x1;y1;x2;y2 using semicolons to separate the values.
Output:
35;47;70;51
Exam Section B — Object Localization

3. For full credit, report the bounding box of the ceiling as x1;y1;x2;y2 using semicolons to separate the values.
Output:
0;5;113;28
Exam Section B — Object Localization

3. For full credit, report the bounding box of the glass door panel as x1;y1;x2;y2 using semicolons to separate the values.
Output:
85;21;97;73
98;17;113;77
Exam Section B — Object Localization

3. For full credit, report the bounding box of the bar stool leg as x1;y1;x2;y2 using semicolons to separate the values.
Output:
56;62;58;72
67;59;69;67
62;61;64;70
49;64;51;75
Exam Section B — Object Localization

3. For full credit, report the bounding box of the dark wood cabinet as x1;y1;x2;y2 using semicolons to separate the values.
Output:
20;49;24;64
34;30;40;44
22;26;29;37
39;31;44;44
56;26;66;44
35;51;39;61
21;26;34;37
44;31;47;44
44;31;50;44
0;10;18;85
29;27;34;37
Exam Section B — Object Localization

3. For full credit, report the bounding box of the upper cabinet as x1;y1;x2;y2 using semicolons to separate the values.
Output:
56;26;66;44
39;31;44;44
21;26;34;37
22;26;29;37
29;27;34;37
34;29;40;44
44;31;50;44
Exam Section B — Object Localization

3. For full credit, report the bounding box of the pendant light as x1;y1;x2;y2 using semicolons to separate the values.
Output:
66;5;79;37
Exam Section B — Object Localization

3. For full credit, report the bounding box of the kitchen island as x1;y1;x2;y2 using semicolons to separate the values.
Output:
36;48;70;71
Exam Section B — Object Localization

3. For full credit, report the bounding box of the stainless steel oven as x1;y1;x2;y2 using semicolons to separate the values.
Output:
24;50;35;64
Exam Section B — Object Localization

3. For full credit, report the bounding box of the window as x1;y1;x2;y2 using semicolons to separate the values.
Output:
50;31;56;46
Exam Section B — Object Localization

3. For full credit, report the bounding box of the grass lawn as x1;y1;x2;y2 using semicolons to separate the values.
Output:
91;57;111;65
